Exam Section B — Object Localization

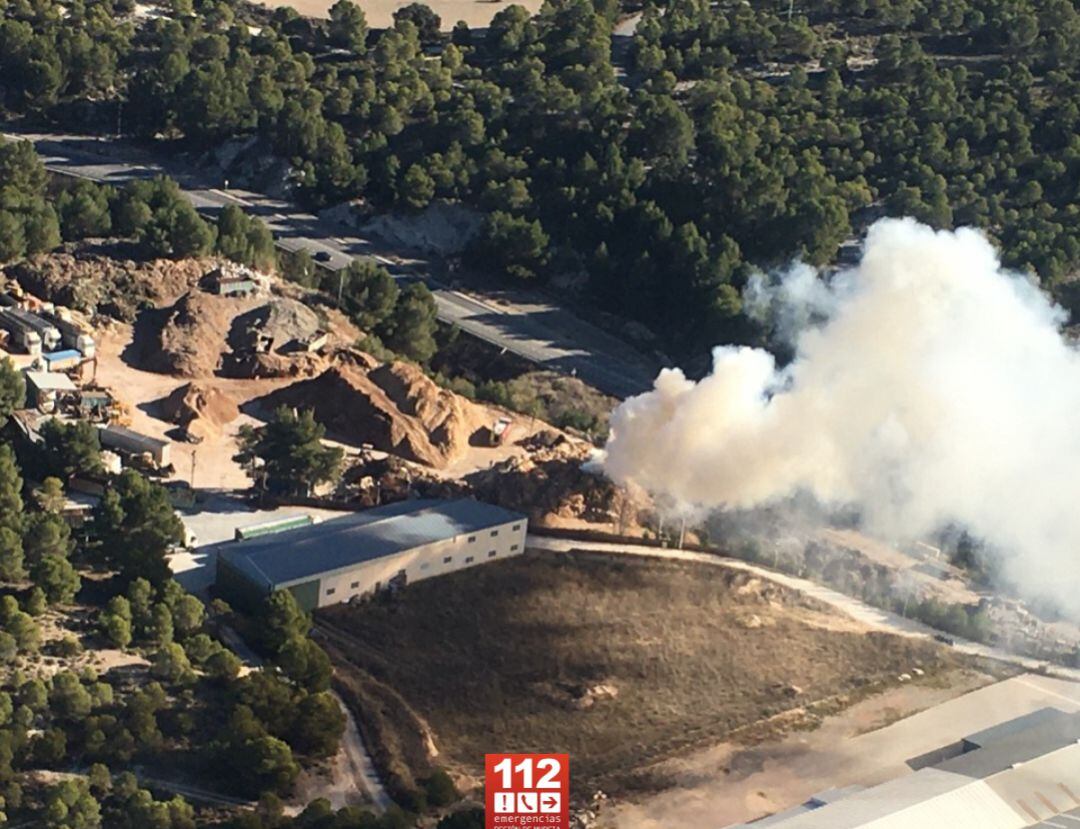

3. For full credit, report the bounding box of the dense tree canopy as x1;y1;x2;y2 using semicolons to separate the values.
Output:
90;471;185;584
5;0;1080;356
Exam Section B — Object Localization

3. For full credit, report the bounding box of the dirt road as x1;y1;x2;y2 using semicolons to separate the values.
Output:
220;624;393;812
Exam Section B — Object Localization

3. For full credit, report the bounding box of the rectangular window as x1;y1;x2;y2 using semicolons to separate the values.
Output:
420;562;430;570
488;550;497;558
350;581;359;589
465;556;474;563
490;530;499;537
512;524;521;531
511;544;519;551
326;587;336;596
468;535;476;543
443;556;453;564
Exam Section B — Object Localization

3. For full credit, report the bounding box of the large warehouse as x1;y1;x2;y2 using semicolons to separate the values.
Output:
731;707;1080;829
215;498;527;611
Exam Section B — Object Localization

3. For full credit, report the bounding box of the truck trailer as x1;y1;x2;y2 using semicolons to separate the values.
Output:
0;310;43;354
40;309;96;358
0;308;61;351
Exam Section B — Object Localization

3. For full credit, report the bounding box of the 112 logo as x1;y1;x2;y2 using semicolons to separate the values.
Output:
485;754;569;829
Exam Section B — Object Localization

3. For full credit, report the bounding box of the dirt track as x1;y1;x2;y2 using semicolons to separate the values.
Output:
253;0;544;28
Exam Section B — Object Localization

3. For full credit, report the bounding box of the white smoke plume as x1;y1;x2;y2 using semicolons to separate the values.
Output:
602;217;1080;606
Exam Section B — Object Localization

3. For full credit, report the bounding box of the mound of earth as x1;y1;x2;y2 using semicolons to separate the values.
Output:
461;448;634;526
161;382;240;439
225;298;332;378
257;358;494;467
140;291;246;377
229;297;322;354
7;251;209;321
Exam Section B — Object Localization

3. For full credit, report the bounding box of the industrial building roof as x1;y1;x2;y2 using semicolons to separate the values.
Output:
24;371;77;391
218;498;527;588
42;349;81;362
940;709;1080;779
749;769;1023;829
1033;805;1080;827
99;424;170;450
962;708;1071;750
730;709;1080;829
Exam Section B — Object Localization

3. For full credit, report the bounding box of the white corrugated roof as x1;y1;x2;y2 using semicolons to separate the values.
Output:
984;742;1080;823
762;769;1026;829
25;371;76;391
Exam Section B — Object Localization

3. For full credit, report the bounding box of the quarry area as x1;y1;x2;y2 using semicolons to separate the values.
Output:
4;245;611;508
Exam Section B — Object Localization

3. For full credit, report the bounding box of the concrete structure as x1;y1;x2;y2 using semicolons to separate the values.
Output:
730;708;1080;829
23;370;77;413
215;498;527;611
205;264;257;296
99;424;172;468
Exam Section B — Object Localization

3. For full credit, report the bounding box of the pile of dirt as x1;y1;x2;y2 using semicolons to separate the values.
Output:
161;382;240;438
7;251;209;321
458;443;639;527
229;298;323;354
257;358;495;467
140;291;244;377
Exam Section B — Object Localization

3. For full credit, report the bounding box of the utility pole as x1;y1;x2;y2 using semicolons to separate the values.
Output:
190;449;197;488
678;516;686;550
788;0;794;22
116;100;123;138
337;268;345;306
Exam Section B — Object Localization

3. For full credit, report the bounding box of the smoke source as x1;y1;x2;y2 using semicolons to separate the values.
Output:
602;217;1080;606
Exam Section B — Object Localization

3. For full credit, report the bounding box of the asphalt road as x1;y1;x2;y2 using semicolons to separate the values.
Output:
4;128;660;399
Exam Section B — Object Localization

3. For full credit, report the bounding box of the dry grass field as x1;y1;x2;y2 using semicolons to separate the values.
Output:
318;553;953;797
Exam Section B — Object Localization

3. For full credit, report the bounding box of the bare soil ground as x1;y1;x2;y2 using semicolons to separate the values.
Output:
318;554;955;799
606;671;1080;829
252;0;544;28
95;322;283;489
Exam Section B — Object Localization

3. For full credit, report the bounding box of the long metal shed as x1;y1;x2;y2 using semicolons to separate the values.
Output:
215;498;528;612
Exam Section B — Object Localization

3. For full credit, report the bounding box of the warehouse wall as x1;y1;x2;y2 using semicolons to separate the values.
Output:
309;517;527;608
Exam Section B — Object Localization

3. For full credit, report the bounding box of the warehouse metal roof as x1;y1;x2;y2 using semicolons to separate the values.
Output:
940;710;1080;779
741;769;1024;829
218;498;527;588
729;710;1080;829
963;708;1071;751
1033;805;1080;827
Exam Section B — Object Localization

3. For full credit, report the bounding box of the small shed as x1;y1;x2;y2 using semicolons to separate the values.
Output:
42;349;82;372
99;424;172;468
24;370;77;413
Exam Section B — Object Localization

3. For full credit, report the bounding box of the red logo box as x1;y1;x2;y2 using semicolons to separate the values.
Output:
485;753;569;829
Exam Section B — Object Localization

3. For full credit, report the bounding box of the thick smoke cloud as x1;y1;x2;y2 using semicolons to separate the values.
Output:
602;217;1080;605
